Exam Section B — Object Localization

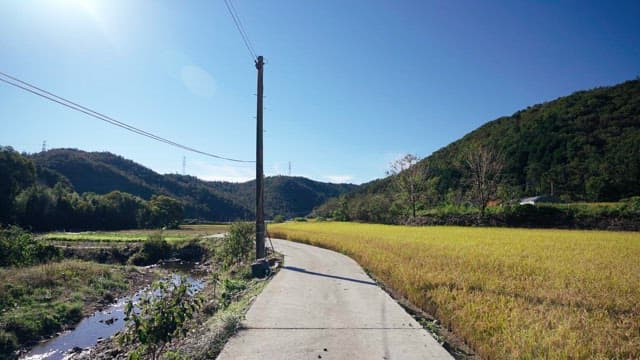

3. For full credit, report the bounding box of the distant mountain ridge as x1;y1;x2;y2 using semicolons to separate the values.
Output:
30;149;357;220
316;79;640;222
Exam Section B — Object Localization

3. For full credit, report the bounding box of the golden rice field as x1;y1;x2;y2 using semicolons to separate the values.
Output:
269;222;640;359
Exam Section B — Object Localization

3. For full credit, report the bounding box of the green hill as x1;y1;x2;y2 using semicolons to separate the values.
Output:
30;149;356;220
318;79;640;221
207;175;357;219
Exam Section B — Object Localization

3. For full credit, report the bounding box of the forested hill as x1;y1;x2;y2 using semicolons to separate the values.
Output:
317;79;640;221
30;149;356;220
424;79;640;200
206;176;357;219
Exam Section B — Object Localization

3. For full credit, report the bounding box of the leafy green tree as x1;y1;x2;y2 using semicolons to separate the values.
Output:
220;222;254;267
332;196;350;221
145;195;184;229
99;191;146;229
0;226;59;266
0;147;35;224
14;185;56;231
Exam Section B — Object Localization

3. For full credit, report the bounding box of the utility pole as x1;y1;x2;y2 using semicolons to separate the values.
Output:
255;56;266;260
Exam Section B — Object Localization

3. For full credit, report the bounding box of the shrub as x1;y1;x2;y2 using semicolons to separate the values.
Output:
219;222;254;267
0;330;17;359
4;309;60;343
272;214;286;223
122;278;201;360
623;196;640;212
128;233;172;266
175;239;207;262
220;278;247;308
54;302;83;324
0;226;60;267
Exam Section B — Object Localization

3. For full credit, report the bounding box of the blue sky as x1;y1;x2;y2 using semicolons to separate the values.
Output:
1;1;639;184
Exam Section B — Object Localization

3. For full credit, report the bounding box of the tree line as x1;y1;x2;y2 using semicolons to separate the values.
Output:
1;147;183;231
316;145;504;222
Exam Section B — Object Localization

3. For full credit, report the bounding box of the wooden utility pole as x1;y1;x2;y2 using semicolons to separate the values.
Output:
255;56;266;259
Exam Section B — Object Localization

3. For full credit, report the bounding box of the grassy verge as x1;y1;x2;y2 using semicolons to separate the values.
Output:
78;224;278;360
167;270;270;359
41;224;230;243
84;262;275;360
269;221;640;359
0;260;146;355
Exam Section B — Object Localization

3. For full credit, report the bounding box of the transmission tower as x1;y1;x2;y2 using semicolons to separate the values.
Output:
42;140;46;152
182;156;186;175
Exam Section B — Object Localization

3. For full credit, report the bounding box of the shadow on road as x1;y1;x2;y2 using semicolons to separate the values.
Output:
283;266;377;286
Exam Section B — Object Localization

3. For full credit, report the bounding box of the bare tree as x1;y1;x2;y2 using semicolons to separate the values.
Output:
387;154;427;219
463;145;504;217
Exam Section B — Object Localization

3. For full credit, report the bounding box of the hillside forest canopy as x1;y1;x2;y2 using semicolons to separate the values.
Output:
315;79;640;225
1;147;183;231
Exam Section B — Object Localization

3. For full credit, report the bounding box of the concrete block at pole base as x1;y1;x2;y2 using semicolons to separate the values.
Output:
251;258;269;278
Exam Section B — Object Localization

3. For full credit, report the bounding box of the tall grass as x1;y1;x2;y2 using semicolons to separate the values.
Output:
0;260;131;351
269;222;640;359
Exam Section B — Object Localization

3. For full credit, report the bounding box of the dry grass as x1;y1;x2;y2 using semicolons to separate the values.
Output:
269;222;640;359
0;260;136;348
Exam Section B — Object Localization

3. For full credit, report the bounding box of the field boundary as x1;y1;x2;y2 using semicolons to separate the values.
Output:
270;231;479;360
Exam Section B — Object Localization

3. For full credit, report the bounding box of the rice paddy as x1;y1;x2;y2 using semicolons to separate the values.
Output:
41;224;230;243
269;222;640;359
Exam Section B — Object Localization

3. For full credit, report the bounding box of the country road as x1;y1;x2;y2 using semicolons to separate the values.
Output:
217;239;453;360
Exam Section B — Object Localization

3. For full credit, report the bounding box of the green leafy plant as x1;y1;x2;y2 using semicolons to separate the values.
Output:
128;233;172;266
0;330;18;360
220;278;247;308
219;222;254;267
121;278;201;360
0;226;59;267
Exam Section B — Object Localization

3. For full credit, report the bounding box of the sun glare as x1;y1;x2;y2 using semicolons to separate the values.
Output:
68;0;99;16
45;0;121;51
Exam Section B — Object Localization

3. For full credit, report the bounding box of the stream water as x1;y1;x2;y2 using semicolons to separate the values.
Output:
21;264;206;360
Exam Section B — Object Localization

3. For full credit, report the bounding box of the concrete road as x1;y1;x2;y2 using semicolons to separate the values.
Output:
217;239;453;360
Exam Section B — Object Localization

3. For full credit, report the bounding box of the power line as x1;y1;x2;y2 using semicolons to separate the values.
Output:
0;71;254;163
223;0;257;60
224;0;256;59
227;0;257;56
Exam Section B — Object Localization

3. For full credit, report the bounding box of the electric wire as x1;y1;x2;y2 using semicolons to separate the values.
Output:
0;71;255;163
223;0;257;60
224;0;256;59
227;0;257;56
